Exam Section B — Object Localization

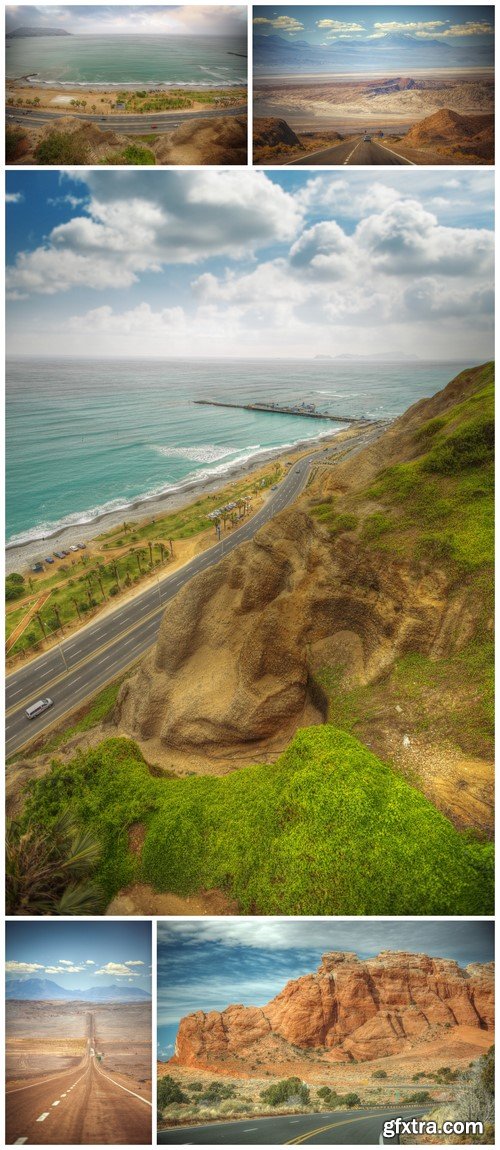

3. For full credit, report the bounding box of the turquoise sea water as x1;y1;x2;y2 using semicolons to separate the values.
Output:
6;34;247;87
6;358;474;546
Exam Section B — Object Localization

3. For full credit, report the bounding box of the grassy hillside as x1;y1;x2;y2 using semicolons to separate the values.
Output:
18;729;493;916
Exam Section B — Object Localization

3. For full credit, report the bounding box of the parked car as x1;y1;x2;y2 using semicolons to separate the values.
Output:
44;557;54;564
53;551;65;559
77;542;87;550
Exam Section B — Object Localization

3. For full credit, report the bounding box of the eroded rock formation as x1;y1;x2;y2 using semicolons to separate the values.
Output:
172;951;494;1070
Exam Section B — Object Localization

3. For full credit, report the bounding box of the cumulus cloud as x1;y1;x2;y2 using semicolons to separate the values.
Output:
253;15;304;34
6;192;23;204
316;20;365;32
95;962;140;978
6;961;44;973
125;960;145;966
7;172;302;298
373;19;493;38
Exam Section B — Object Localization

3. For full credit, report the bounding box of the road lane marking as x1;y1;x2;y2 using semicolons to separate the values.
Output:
377;141;416;165
93;1061;152;1105
36;1114;50;1122
14;1138;28;1144
52;1100;60;1106
343;140;362;164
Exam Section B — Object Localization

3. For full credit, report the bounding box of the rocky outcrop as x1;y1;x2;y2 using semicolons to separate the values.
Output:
172;952;494;1070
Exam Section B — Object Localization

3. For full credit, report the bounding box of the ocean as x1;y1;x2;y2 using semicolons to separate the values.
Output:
6;34;247;88
6;358;474;548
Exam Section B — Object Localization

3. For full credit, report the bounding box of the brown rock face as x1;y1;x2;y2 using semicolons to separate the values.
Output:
172;952;494;1071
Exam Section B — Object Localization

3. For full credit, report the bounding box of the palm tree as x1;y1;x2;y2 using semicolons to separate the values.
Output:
110;560;121;588
52;605;65;634
6;811;105;916
70;597;83;622
96;564;108;600
148;542;154;567
35;612;48;640
169;538;174;557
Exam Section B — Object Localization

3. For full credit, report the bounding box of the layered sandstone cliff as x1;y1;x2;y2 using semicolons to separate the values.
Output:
172;951;494;1070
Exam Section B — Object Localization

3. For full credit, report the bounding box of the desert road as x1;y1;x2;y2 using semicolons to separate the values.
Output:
6;425;384;756
158;1106;428;1145
6;103;246;135
285;137;414;167
6;1012;151;1145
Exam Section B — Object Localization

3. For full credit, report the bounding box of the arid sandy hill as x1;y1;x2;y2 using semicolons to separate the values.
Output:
171;952;494;1074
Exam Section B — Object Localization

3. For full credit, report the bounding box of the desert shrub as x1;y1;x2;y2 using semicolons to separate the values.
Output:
260;1077;310;1106
34;131;90;165
372;1070;388;1079
344;1093;361;1108
361;512;393;542
157;1076;188;1107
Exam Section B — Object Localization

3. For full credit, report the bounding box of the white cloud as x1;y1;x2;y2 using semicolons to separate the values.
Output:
45;966;67;974
85;960;95;965
253;15;304;34
58;960;75;965
7;172;302;299
6;192;23;204
373;19;493;39
94;962;140;978
6;961;44;973
316;20;365;32
125;960;145;966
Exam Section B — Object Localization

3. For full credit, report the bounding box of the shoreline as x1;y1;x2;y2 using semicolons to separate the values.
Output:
6;425;361;574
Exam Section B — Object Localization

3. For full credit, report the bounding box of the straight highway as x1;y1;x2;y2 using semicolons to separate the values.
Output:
157;1106;428;1145
6;1012;151;1145
286;136;414;167
6;103;246;135
6;426;384;756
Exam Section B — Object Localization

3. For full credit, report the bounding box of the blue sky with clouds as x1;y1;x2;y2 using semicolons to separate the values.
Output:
253;6;494;43
6;920;152;991
6;169;493;361
6;5;246;35
157;920;494;1059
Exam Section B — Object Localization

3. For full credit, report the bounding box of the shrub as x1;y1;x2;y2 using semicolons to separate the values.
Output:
6;810;105;915
34;130;90;165
372;1070;388;1079
6;126;30;161
422;417;494;475
260;1077;310;1106
157;1076;188;1107
101;144;156;166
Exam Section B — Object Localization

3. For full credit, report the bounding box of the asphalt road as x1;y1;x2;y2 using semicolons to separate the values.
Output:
6;103;246;135
157;1107;428;1145
286;137;414;167
6;1012;151;1145
6;428;383;756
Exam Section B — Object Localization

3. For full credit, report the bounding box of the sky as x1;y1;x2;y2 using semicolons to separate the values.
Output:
6;920;152;992
5;169;494;362
253;6;494;44
6;5;246;36
157;920;494;1059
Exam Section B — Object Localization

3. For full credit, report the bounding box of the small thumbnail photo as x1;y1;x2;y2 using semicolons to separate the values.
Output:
6;919;152;1145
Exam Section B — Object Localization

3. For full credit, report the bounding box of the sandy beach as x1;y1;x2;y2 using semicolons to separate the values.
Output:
6;426;360;575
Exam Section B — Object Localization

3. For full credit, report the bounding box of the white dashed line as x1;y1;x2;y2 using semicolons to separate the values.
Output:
14;1138;28;1144
36;1113;50;1122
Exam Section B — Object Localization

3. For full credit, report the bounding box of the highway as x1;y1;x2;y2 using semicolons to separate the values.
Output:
6;1012;152;1145
286;136;414;167
158;1106;428;1145
6;103;246;135
6;427;383;757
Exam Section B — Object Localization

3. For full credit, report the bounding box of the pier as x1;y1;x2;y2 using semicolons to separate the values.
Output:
194;400;375;424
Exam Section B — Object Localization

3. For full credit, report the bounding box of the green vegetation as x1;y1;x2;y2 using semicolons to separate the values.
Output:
157;1076;188;1108
101;144;156;166
371;1070;388;1079
34;130;90;165
6;810;105;915
16;727;493;915
112;88;243;113
316;1087;361;1108
363;364;494;573
6;125;30;161
310;501;358;537
261;1078;310;1106
6;572;25;602
5;461;271;659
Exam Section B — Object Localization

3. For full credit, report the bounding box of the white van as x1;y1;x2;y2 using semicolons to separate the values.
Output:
25;697;54;720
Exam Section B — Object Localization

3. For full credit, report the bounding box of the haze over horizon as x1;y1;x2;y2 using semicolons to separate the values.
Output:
6;169;493;362
6;4;246;36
